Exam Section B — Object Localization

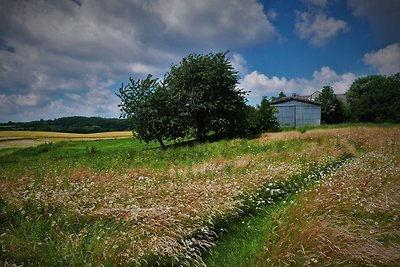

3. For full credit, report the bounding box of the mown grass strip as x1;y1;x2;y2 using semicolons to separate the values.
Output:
203;199;294;267
201;154;353;267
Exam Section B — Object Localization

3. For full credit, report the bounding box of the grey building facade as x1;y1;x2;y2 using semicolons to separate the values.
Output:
271;97;321;126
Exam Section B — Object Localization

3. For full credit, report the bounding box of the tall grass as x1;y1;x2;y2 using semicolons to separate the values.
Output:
0;126;398;265
260;127;400;266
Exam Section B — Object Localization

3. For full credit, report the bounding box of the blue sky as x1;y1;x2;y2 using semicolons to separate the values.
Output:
0;0;399;122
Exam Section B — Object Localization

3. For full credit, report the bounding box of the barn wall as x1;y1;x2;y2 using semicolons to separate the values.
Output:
273;100;321;126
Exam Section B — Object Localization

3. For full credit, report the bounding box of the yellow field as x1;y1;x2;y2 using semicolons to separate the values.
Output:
0;131;133;149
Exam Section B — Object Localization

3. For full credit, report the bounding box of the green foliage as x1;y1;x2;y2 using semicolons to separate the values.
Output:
117;75;188;148
247;97;279;134
118;52;248;145
347;73;400;122
165;51;248;140
203;156;352;266
270;91;286;101
315;85;346;124
0;117;130;133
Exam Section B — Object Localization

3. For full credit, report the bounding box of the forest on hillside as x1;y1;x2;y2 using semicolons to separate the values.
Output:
0;116;131;133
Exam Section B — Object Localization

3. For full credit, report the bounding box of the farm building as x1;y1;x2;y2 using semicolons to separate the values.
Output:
271;95;321;126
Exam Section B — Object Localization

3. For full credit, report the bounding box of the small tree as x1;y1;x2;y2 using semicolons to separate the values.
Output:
247;97;279;134
117;75;187;148
258;96;279;131
315;86;345;124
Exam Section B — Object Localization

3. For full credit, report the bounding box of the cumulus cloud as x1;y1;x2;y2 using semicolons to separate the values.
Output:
147;0;277;45
0;0;278;122
364;44;400;75
230;53;249;77
0;89;120;122
239;66;357;102
239;71;297;98
348;0;400;43
295;11;349;46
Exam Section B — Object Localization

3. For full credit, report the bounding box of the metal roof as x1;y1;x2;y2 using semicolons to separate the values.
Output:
270;96;321;106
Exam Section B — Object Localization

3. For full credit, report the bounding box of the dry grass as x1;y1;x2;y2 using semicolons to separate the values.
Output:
0;131;133;149
262;128;400;266
1;128;360;265
0;130;132;141
2;127;398;265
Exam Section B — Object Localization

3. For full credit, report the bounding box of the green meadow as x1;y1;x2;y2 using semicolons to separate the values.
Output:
1;125;399;266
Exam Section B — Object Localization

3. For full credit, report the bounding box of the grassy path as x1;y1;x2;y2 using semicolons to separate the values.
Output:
202;156;352;266
203;200;292;267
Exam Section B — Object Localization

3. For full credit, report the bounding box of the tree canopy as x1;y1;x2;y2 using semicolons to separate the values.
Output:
165;52;247;140
347;74;400;123
117;75;187;148
118;52;249;147
0;116;130;133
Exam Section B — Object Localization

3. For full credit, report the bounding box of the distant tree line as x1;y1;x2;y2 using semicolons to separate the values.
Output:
347;73;400;123
0;116;131;133
316;73;400;124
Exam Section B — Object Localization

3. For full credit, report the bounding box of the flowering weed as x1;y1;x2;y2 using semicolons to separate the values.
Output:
1;126;396;265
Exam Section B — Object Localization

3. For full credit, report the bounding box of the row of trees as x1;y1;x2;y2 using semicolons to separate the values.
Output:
347;73;400;123
0;116;130;133
118;52;278;148
316;73;400;124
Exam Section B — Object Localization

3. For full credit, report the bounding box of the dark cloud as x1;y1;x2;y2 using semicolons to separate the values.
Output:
0;0;277;122
0;38;15;53
71;0;82;7
347;0;400;43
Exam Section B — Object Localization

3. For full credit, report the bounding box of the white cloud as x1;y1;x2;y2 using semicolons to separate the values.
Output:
0;87;120;122
230;53;248;77
128;63;162;76
266;9;278;20
0;92;47;118
147;0;277;45
239;66;357;102
363;44;400;75
0;0;279;122
239;71;297;98
64;93;81;101
348;0;400;42
295;11;349;46
0;93;44;110
14;93;43;107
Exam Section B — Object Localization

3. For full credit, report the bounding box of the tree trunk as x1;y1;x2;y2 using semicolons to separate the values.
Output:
196;129;207;142
157;137;166;149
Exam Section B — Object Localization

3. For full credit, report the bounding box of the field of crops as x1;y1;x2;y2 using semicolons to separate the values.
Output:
0;126;399;266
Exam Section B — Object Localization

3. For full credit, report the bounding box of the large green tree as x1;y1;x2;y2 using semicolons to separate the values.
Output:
117;75;187;148
315;85;345;124
165;52;247;140
347;74;400;122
